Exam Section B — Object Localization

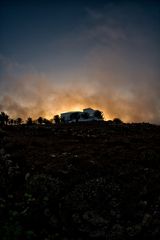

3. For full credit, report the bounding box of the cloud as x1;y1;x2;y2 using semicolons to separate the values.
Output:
0;62;159;123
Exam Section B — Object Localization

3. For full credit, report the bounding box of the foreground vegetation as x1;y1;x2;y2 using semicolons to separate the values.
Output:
0;122;160;239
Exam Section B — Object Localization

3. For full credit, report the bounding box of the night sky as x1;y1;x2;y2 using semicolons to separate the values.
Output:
0;0;160;123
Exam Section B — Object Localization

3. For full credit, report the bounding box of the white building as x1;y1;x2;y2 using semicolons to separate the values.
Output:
61;111;82;122
83;108;96;117
60;108;103;123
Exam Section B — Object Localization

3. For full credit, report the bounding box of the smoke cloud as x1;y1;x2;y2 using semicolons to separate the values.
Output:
0;65;159;123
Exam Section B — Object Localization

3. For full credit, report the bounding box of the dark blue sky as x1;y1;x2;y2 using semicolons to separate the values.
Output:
0;0;160;122
1;0;159;70
0;0;109;70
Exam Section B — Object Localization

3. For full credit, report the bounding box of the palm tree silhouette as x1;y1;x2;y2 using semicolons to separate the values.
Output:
0;112;9;125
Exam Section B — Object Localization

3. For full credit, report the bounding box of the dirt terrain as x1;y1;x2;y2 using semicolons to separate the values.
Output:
0;122;160;239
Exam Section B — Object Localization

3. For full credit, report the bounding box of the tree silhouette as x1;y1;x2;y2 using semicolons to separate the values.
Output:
43;118;51;125
61;117;65;124
0;112;9;125
37;117;43;125
94;110;104;120
5;114;9;125
0;114;4;126
13;120;17;125
113;118;123;124
16;117;23;125
10;119;14;125
54;115;60;124
27;117;33;125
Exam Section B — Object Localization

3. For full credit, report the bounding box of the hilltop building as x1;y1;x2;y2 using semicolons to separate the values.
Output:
60;108;104;123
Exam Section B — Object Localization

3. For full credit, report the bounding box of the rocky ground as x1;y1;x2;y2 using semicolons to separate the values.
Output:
0;122;160;240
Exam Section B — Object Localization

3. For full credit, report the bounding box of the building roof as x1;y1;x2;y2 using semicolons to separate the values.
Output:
83;108;94;111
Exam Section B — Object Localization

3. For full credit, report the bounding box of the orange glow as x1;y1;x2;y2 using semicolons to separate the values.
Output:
0;71;159;124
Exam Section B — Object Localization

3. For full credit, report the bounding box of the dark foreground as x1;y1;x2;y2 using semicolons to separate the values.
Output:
0;122;160;239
